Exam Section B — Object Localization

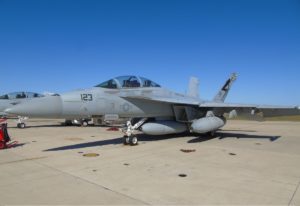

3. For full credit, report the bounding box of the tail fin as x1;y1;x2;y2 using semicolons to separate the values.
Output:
213;73;237;102
187;76;199;98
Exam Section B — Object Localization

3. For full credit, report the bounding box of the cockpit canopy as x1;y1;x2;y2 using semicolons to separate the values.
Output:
0;92;44;100
95;76;161;89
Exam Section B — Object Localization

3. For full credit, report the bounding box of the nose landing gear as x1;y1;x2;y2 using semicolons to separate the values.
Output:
123;135;138;146
122;118;147;146
16;116;28;129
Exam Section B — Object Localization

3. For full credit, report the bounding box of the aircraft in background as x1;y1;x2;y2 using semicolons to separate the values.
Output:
5;74;299;145
0;92;45;128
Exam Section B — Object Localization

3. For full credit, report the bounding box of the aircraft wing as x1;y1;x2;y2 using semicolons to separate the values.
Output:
199;102;300;117
120;91;300;117
122;95;200;105
120;90;200;105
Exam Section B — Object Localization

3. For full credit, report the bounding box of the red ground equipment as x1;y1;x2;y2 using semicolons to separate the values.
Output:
0;119;17;149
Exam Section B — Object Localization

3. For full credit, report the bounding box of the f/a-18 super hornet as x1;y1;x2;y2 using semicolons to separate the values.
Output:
0;92;45;128
5;74;300;145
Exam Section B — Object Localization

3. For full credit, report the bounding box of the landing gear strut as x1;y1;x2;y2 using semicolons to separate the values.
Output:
123;118;147;146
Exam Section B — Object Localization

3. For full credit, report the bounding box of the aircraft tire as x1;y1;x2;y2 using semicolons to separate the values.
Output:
17;123;26;129
123;136;130;145
130;136;138;146
81;121;88;127
207;131;215;137
64;120;73;126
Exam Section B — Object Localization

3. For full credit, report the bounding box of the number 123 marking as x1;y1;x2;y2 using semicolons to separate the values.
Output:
81;94;93;101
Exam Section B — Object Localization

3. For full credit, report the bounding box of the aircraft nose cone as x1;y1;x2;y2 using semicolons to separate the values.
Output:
5;96;63;118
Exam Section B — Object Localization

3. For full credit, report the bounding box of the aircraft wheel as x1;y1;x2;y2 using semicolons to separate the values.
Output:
207;131;215;137
17;123;26;129
130;136;138;146
81;121;88;127
123;136;130;145
64;120;73;126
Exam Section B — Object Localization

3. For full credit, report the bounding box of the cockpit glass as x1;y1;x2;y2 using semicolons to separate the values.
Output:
11;92;26;99
26;92;45;98
95;79;118;89
139;77;161;87
95;76;161;89
116;76;140;88
0;94;9;99
0;92;44;100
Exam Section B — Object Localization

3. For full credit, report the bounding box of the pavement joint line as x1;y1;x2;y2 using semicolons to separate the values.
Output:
9;152;150;205
0;156;48;165
0;173;63;188
288;178;300;206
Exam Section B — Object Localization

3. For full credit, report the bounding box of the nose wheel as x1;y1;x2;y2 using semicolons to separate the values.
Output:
16;116;28;129
123;135;138;146
81;120;88;127
122;118;147;146
130;136;138;145
17;123;26;129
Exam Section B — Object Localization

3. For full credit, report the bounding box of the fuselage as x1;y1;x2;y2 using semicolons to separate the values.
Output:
0;101;12;116
61;87;175;118
5;86;200;119
0;92;44;116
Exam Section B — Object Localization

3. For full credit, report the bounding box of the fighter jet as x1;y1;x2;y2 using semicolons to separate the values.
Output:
5;74;300;145
0;92;45;128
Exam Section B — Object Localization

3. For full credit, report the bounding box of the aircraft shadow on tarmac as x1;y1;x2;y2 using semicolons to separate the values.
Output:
43;133;191;152
44;138;123;151
43;132;280;152
188;132;281;143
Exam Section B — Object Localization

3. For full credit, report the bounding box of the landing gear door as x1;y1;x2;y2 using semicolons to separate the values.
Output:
173;105;201;122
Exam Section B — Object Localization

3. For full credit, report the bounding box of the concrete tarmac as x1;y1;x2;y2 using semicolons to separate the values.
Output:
0;119;299;205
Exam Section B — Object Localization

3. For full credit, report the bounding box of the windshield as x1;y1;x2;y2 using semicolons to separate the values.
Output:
139;77;161;87
95;76;161;89
95;79;118;89
0;92;44;100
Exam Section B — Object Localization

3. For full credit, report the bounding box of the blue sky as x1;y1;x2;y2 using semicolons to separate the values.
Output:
0;0;299;105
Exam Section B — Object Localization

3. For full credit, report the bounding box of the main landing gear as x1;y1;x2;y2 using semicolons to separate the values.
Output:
122;118;147;146
81;120;89;127
207;131;216;137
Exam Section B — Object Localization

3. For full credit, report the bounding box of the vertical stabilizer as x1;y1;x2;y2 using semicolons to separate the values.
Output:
187;76;199;98
213;73;237;102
